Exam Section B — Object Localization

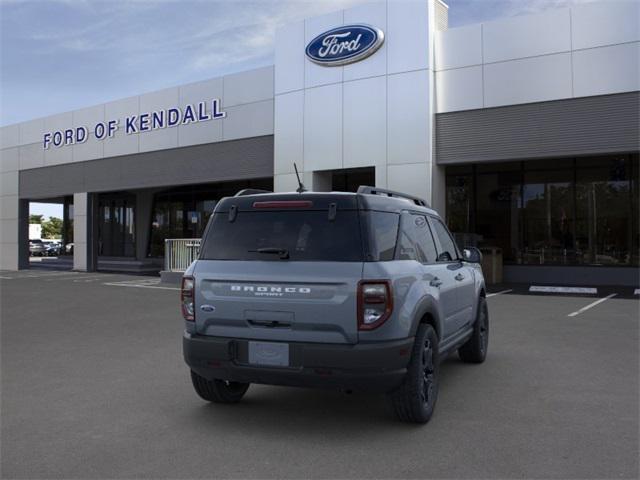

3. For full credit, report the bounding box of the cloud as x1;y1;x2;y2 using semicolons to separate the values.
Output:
447;0;600;26
0;0;615;126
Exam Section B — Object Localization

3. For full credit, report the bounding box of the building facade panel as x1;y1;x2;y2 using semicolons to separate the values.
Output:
0;147;19;173
18;144;44;170
386;0;431;74
19;136;274;199
72;133;104;162
223;66;274;107
435;23;482;71
20;118;45;146
44;137;74;166
177;78;225;147
304;11;344;89
387;162;431;201
343;2;388;82
571;1;640;50
0;124;20;149
303;83;343;172
343;75;387;169
481;8;571;64
572;42;640;98
436;92;640;164
138;87;180;153
274;90;304;176
387;69;431;166
435;66;483;112
0;195;18;220
72;104;105;128
483;52;572;108
1;171;18;196
222;99;274;141
274;21;305;95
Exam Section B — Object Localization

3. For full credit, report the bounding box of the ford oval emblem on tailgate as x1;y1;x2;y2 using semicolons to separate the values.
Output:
200;305;215;312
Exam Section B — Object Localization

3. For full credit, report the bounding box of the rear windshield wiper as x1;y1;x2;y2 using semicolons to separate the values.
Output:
248;247;290;260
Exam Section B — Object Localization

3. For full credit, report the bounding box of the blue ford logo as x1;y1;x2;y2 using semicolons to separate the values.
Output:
306;24;384;66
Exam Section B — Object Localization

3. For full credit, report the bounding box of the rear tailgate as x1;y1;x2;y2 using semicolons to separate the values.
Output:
194;261;363;344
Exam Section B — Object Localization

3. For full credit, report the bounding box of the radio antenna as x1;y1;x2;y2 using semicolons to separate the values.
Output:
294;163;307;193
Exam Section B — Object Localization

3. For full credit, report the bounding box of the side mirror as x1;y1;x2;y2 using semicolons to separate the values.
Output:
462;247;482;264
437;252;452;262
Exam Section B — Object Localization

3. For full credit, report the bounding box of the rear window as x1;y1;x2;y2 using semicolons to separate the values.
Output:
200;211;363;262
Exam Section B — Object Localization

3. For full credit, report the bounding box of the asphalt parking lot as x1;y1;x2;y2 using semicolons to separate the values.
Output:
1;270;638;479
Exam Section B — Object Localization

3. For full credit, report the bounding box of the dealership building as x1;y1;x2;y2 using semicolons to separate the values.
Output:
0;0;638;285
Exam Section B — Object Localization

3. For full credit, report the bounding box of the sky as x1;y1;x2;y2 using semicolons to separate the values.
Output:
0;0;601;128
2;0;598;220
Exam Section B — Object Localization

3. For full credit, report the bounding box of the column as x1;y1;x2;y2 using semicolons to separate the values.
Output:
73;192;96;272
0;151;20;270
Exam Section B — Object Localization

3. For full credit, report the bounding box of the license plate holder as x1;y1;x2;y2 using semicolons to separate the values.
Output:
248;341;289;367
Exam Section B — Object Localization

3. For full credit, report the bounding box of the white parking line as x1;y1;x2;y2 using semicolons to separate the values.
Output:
72;276;115;283
530;285;598;294
22;271;78;278
567;294;617;317
107;278;159;284
103;282;179;291
487;289;512;298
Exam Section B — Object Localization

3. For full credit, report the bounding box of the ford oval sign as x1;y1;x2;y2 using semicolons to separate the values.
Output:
305;24;384;66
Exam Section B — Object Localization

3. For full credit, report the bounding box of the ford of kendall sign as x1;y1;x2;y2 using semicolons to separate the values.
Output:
42;98;225;149
305;24;384;66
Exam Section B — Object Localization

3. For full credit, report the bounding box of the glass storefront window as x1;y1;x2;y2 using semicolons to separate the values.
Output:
445;165;474;245
61;196;74;255
445;154;639;267
147;179;273;257
475;167;522;263
632;154;639;266
98;193;136;257
522;168;574;265
575;156;633;265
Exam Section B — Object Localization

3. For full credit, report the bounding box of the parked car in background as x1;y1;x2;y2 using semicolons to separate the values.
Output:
65;243;74;254
44;241;62;256
29;239;47;257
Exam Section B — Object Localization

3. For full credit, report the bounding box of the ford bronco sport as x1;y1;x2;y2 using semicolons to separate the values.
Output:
182;186;488;423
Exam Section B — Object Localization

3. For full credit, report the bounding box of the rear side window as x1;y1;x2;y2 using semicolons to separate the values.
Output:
200;211;363;262
367;211;399;261
397;214;438;263
430;218;459;262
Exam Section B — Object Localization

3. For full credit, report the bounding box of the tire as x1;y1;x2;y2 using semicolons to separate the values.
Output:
190;370;250;404
458;296;489;364
387;324;439;424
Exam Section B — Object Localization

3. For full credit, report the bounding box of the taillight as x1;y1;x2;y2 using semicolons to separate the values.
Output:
181;276;195;321
357;280;393;330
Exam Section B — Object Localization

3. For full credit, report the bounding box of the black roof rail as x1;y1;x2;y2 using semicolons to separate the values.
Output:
234;188;272;197
357;186;429;208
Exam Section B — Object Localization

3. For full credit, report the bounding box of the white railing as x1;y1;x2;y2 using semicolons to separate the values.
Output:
164;238;202;272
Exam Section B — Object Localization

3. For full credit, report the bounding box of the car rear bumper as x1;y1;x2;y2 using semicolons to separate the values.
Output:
183;332;414;393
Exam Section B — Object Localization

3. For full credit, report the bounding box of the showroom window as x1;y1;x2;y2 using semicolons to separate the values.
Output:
147;179;273;257
445;154;639;267
521;159;574;265
98;193;136;257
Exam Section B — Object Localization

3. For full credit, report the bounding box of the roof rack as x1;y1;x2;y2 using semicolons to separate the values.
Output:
234;189;272;197
357;186;429;207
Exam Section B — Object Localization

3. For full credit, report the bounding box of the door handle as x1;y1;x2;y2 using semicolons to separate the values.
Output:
430;277;443;287
455;273;465;281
